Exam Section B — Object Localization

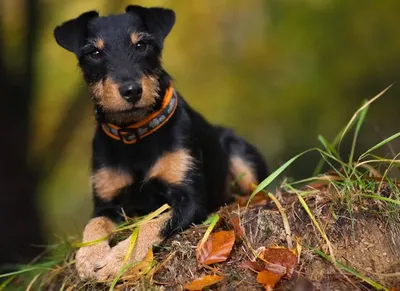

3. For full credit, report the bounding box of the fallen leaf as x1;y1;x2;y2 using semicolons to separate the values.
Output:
196;230;235;265
235;192;268;207
218;209;245;240
184;274;224;290
240;260;265;273
241;259;286;276
257;270;283;291
261;247;297;277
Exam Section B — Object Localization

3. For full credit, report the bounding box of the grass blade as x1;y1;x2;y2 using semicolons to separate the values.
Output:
122;227;139;266
198;213;220;249
247;148;315;207
0;265;51;278
72;236;108;248
287;185;335;260
349;100;369;167
73;204;171;247
313;127;346;175
109;261;138;291
359;132;400;160
116;204;170;232
313;248;389;291
0;275;15;290
318;135;339;158
360;194;400;206
26;272;42;291
340;85;392;144
266;192;292;249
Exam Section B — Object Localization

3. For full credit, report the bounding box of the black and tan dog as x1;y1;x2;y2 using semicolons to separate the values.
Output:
54;5;268;280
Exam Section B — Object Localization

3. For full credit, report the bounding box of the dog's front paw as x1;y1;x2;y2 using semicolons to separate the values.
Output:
75;217;115;280
75;242;111;280
93;234;155;280
93;214;169;280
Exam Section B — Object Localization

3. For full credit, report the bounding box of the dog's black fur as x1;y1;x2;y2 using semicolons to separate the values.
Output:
54;6;268;238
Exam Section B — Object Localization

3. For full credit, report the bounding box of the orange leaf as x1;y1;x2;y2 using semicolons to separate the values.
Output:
235;192;268;207
261;247;297;277
184;274;224;290
257;270;283;290
218;209;245;240
196;230;235;265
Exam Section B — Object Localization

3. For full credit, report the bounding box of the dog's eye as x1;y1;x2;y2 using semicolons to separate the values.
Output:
89;49;102;59
135;41;148;52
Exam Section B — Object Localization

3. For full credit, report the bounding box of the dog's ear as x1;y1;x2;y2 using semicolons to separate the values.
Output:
54;11;99;55
125;6;175;39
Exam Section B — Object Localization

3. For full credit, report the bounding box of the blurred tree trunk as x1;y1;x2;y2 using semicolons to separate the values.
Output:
0;0;43;266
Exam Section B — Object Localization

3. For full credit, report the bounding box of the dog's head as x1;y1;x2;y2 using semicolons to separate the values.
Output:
54;6;175;123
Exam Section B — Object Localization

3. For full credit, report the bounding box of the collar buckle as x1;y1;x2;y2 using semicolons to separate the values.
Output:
117;128;139;144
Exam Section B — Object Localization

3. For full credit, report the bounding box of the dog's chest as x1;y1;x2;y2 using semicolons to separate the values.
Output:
92;139;193;210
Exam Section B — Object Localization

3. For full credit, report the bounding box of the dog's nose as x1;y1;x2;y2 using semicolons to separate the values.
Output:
119;83;143;103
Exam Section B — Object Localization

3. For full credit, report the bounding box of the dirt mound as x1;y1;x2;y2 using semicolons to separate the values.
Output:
37;189;400;291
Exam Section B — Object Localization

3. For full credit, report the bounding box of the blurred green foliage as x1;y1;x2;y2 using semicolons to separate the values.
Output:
2;0;400;240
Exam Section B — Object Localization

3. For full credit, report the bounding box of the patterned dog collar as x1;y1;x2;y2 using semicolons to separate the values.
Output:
101;84;177;144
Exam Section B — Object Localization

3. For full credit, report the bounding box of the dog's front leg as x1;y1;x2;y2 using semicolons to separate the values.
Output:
93;149;207;280
75;216;115;279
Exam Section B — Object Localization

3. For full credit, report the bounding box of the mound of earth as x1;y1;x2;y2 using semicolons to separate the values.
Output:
39;187;400;291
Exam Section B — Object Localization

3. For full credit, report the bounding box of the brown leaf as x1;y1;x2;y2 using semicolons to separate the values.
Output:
241;260;286;276
184;274;224;290
257;270;283;290
196;230;235;265
218;209;245;240
235;192;268;207
261;247;297;277
240;260;265;273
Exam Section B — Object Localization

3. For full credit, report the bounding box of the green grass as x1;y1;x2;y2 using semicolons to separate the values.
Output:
248;85;399;290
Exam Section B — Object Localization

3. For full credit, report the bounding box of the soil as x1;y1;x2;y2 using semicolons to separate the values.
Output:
26;189;400;290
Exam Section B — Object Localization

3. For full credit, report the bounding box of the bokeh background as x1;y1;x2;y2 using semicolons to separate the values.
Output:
1;0;399;267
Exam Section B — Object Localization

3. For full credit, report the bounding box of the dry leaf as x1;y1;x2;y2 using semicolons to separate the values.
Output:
184;274;224;290
235;192;268;207
240;260;265;273
218;209;245;240
261;247;297;277
257;270;282;291
242;260;286;276
196;230;235;265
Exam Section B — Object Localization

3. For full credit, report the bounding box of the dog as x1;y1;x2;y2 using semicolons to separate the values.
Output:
54;5;268;280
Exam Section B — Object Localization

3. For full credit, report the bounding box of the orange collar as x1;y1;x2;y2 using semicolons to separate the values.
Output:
101;84;177;144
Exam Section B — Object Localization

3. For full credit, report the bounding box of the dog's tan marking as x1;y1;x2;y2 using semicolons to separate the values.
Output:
90;78;133;112
94;212;171;280
94;38;104;50
75;217;115;279
130;32;140;44
138;75;160;108
92;168;133;201
230;156;257;194
146;149;194;184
